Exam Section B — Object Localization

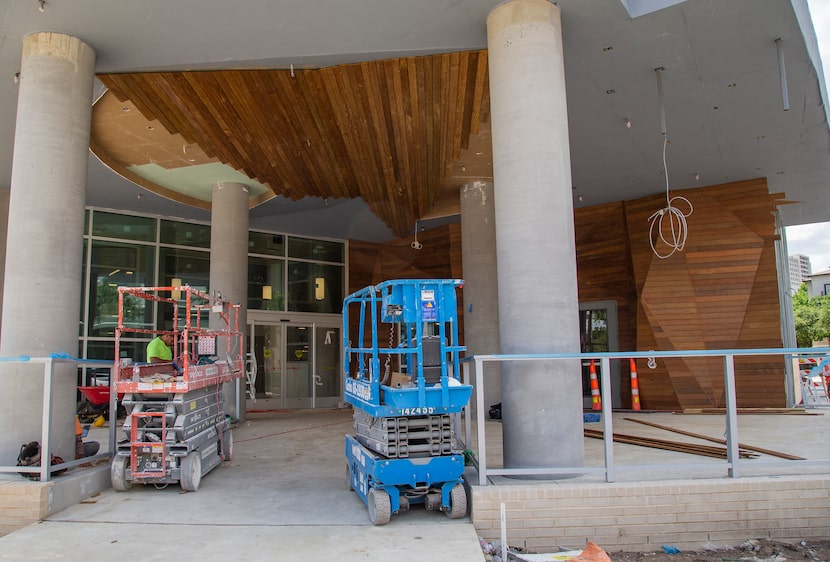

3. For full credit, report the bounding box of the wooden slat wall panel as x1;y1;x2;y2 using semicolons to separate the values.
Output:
624;179;785;410
573;202;637;406
98;50;489;238
349;179;784;410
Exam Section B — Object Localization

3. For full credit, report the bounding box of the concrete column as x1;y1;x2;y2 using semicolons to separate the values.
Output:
209;181;249;422
459;181;501;410
487;0;584;472
0;33;95;463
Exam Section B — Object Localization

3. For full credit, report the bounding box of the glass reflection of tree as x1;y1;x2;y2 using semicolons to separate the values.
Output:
579;309;608;353
579;309;608;398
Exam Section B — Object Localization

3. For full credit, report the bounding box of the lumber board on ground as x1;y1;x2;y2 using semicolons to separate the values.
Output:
583;428;758;459
622;417;805;460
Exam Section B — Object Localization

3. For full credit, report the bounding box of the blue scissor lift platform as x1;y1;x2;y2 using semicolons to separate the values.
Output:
343;279;472;525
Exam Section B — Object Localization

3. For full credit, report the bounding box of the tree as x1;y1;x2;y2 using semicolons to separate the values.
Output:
793;284;830;346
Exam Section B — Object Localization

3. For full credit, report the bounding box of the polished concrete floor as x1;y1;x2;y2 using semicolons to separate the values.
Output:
1;407;829;561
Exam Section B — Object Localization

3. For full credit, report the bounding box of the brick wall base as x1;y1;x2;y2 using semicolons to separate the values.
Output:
0;480;51;536
471;475;830;553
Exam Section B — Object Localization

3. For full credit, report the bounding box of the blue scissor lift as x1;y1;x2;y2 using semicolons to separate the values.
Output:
343;279;473;525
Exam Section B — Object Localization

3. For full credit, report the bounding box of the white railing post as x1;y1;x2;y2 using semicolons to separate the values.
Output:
600;356;614;482
40;357;55;482
475;356;488;486
723;353;740;477
463;361;472;454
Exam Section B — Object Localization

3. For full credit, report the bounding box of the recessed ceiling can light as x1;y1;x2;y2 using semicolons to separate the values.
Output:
625;118;632;128
606;89;616;95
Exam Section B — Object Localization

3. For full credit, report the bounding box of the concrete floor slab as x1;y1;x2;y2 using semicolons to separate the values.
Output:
1;407;829;560
0;409;485;561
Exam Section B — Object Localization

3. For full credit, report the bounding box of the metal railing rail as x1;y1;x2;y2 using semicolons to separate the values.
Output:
0;355;113;482
461;347;830;486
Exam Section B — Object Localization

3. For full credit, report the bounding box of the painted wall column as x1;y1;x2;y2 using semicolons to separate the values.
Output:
0;33;95;462
460;181;501;410
487;0;584;472
209;182;249;422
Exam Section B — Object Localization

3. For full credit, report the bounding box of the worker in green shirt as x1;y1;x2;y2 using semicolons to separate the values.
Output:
147;333;174;363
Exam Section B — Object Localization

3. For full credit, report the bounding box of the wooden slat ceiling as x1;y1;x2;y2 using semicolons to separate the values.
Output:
97;50;491;237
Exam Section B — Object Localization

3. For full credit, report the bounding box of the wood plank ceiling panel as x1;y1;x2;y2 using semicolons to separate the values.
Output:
98;50;489;237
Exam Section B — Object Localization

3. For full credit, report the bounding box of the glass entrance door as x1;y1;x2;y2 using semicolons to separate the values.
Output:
313;326;341;408
285;325;312;408
251;324;283;408
248;321;341;410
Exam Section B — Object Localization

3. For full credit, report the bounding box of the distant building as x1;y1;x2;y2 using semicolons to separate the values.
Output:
790;254;812;290
806;268;830;299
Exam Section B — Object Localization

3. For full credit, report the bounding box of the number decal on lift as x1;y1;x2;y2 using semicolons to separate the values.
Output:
400;407;435;415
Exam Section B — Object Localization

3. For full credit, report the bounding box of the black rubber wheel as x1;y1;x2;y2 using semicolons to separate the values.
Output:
110;455;131;492
446;483;467;519
346;464;353;491
180;452;202;492
367;488;391;526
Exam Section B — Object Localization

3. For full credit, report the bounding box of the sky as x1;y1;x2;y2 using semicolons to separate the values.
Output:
785;0;830;273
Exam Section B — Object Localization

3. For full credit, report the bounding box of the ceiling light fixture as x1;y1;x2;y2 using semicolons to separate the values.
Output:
13;72;19;84
37;0;45;12
625;118;631;129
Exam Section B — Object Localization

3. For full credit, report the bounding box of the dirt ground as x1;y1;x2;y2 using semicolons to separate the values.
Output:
607;538;830;561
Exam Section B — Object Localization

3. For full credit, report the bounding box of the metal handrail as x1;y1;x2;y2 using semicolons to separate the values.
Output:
461;347;830;486
0;356;113;482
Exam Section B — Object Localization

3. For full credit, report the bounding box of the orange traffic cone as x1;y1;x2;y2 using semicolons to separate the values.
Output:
629;358;641;411
589;360;602;410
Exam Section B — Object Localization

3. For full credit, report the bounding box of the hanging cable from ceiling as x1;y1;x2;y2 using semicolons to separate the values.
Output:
410;221;423;250
648;66;693;259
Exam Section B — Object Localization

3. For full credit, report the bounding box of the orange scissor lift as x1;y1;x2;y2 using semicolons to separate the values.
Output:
110;285;244;491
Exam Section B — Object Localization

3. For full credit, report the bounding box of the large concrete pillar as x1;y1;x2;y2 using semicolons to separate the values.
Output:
460;181;501;410
209;181;249;422
0;33;95;463
487;0;584;472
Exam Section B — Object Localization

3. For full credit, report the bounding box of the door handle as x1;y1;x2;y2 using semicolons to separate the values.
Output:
313;374;323;386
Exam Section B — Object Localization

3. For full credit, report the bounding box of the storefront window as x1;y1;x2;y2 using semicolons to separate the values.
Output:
287;261;343;313
92;211;156;242
160;219;211;248
88;241;155;337
249;231;285;257
158;247;211;331
288;237;343;263
249;257;285;311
